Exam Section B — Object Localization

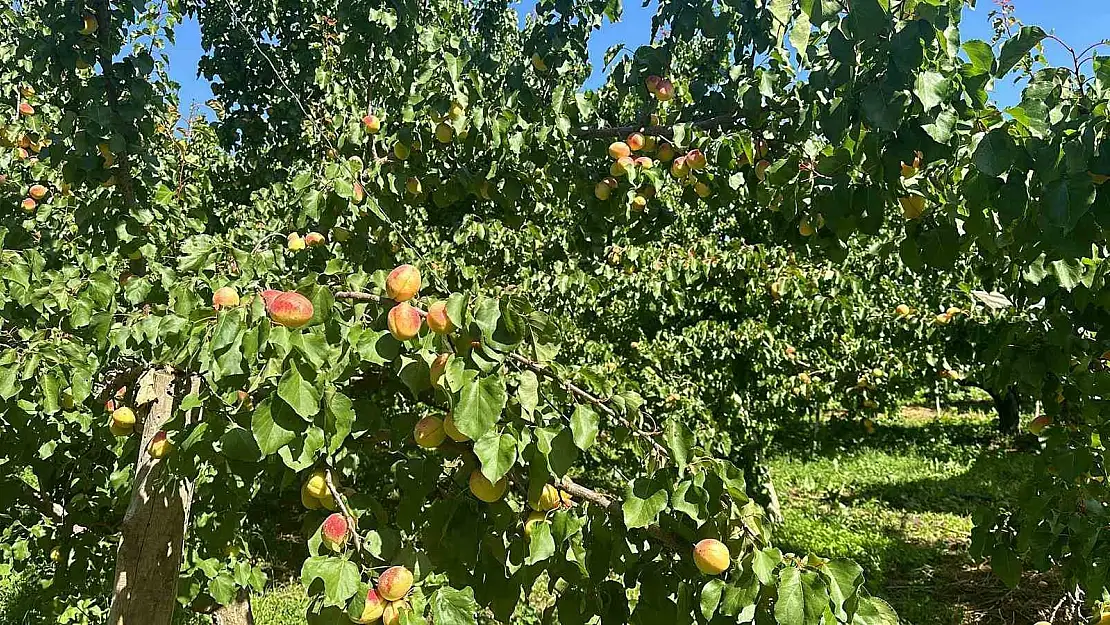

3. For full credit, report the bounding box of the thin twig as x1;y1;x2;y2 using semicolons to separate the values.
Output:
508;353;670;457
324;469;363;553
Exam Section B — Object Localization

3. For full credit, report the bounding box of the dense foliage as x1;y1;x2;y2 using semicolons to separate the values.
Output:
2;0;1109;623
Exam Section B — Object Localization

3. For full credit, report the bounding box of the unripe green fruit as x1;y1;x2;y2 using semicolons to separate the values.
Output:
443;414;468;442
304;470;329;499
469;470;508;502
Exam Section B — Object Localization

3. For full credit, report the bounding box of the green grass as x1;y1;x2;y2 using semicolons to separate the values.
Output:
770;407;1054;625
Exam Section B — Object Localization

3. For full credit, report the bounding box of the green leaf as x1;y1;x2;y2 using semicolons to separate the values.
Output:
821;559;863;619
622;478;668;528
752;547;782;585
526;520;556;565
325;391;355;454
569;405;598;450
301;556;360;606
453;374;506;440
429;587;479;625
963;40;995;74
789;10;811;63
663;418;693;469
914;71;952;111
774;567;828;625
517;371;539;418
972;129;1015;177
278;363;321;419
700;579;725;620
853;593;900;625
208;574;237;605
996;26;1046;77
474;432;517;483
251;398;297;456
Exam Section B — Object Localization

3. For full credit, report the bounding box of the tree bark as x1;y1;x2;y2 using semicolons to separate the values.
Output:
213;592;255;625
994;386;1020;435
108;369;198;625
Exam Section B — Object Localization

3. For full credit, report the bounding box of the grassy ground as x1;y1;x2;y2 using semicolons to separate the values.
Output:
3;405;1062;624
770;406;1060;625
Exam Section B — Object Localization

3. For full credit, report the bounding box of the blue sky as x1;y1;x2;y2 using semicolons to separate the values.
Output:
167;1;1109;116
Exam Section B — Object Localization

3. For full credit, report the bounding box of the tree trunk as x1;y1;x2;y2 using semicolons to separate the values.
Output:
213;592;255;625
742;452;783;524
994;386;1020;435
108;369;198;625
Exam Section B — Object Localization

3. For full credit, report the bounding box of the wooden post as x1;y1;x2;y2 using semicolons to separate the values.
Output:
107;369;198;625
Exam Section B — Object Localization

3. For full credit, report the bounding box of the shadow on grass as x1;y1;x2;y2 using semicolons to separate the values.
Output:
772;407;1003;462
771;408;1064;624
848;451;1028;517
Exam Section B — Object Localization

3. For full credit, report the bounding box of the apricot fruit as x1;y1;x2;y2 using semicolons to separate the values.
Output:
634;156;654;169
386;264;421;301
321;513;349;552
610;156;634;177
627;133;645;151
670;156;689;179
212;286;240;309
394;142;410;160
300;483;322;509
405;177;422;195
435;122;454;144
269;292;314;328
430;353;450;387
656;144;675;162
110;407;136;436
531;53;547;72
20;198;36;213
305;469;329;499
755;159;770;181
362;114;381;134
354;589;386;624
382;600;409;625
79;14;98;35
895;304;910;316
469;470;508;502
529;484;560;511
443;413;469;442
388;302;423;341
693;538;730;575
694;181;711;198
377;566;413;601
1028;415;1052;435
655;79;674;101
148;431;173;458
287;232;306;251
645;75;661;94
426;301;455;334
18;102;33;116
686;149;707;170
305;232;326;247
608;141;631;160
414;416;446;448
29;184;47;200
260;289;282;310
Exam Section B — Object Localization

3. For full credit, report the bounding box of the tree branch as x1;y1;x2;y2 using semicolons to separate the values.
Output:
558;476;681;551
325;469;363;554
